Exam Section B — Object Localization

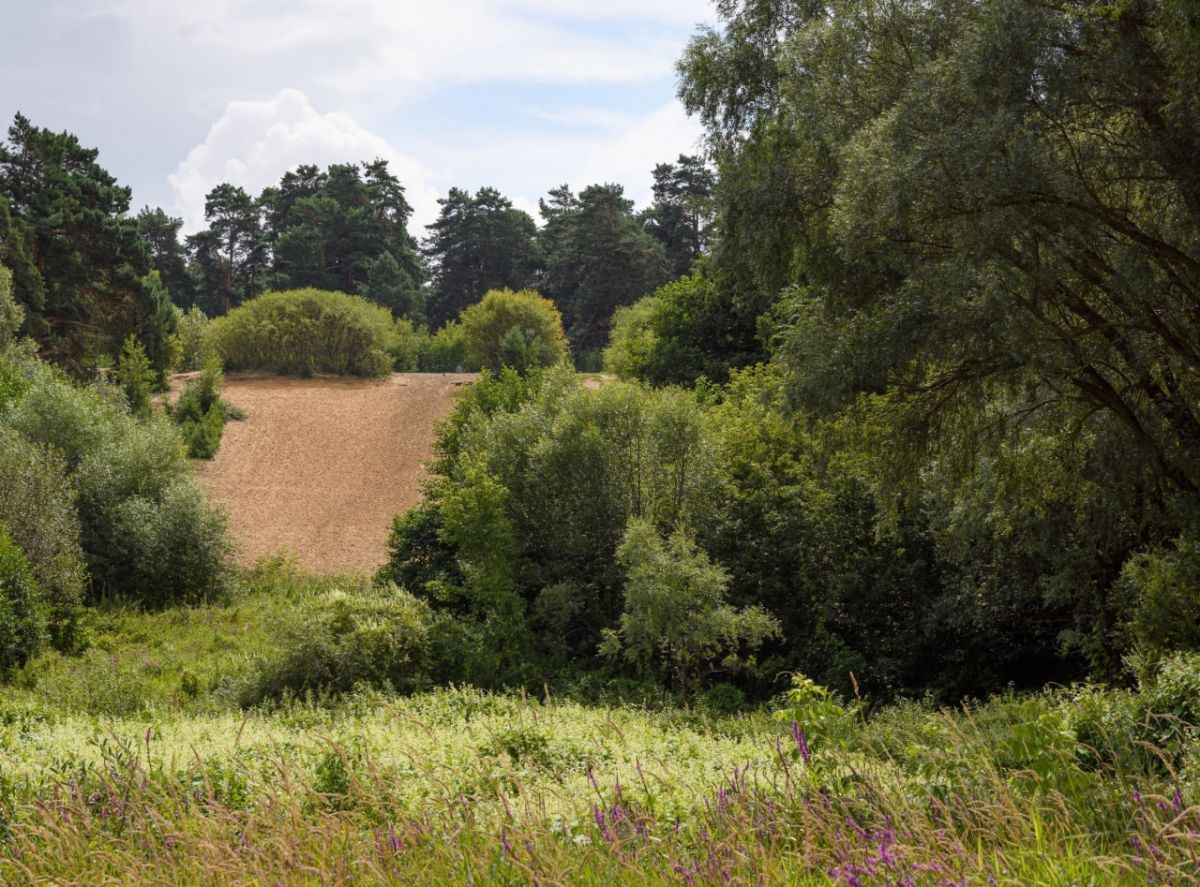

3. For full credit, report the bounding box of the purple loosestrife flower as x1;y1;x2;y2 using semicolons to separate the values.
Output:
500;831;512;855
791;721;811;764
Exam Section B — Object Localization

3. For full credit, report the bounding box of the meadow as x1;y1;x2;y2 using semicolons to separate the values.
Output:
1;559;1198;885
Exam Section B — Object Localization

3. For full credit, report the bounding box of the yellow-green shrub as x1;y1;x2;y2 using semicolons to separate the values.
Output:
208;288;396;377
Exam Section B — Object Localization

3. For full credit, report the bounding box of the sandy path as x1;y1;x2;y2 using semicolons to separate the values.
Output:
194;373;471;575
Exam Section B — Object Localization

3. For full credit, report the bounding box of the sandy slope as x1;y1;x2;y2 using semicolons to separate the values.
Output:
194;373;471;574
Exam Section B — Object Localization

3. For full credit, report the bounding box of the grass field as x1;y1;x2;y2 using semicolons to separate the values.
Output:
0;561;1194;885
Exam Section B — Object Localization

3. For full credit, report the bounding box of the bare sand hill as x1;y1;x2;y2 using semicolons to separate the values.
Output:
194;373;471;574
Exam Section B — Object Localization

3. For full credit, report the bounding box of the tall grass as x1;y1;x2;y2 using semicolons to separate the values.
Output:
2;561;1197;884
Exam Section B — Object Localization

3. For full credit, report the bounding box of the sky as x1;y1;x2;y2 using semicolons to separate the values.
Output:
1;0;715;234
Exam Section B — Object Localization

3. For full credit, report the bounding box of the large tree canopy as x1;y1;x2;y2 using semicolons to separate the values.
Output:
539;183;670;353
423;186;541;328
681;0;1200;509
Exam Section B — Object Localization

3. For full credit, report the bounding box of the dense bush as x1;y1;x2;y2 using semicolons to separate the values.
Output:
0;263;22;346
4;364;234;606
459;288;568;373
0;426;86;648
172;305;215;372
604;272;754;385
208;288;396;377
236;583;434;705
172;357;230;459
0;523;46;672
417;320;477;372
111;335;156;418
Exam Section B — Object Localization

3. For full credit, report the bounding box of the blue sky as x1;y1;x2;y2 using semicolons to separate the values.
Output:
1;0;714;233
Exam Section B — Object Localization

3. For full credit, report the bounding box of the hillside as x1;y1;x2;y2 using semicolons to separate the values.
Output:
194;373;471;573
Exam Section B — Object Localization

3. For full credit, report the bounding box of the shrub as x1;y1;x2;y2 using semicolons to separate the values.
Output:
172;305;214;372
111;335;156;418
237;584;433;705
172;357;229;459
0;263;23;346
208;288;396;377
0;428;86;649
418;321;475;372
459;288;568;373
102;480;234;607
390;317;424;372
7;366;235;607
1124;538;1200;663
0;524;46;673
602;519;780;700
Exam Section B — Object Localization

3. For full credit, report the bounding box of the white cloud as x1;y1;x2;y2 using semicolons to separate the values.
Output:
421;99;704;219
168;89;442;233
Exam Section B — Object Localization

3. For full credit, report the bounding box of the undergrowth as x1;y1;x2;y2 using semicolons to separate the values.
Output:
1;556;1198;884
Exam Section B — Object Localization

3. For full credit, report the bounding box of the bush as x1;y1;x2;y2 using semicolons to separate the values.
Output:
172;305;214;372
0;524;46;673
237;584;433;705
102;480;234;608
459;288;568;373
418;321;475;372
0;263;23;346
208;288;396;377
6;365;235;606
391;317;424;372
0;428;86;649
172;357;228;459
111;335;156;418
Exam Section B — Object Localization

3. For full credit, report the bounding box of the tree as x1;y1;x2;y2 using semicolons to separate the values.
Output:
680;0;1200;507
136;207;195;309
424;187;541;327
602;518;780;700
539;183;670;352
640;155;716;278
363;250;424;325
112;335;155;418
253;161;425;306
192;183;266;314
459;288;568;373
0;114;173;374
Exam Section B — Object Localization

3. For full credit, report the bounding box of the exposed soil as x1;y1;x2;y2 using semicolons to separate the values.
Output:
192;373;472;574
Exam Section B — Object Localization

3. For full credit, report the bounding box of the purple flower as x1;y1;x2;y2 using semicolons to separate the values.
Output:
791;721;811;764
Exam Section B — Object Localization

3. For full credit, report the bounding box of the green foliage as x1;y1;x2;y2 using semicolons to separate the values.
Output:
172;356;228;459
236;583;434;705
0;427;86;649
0;115;174;376
538;183;670;352
773;674;858;750
362;250;425;325
604;270;759;386
639;155;716;279
4;364;233;607
388;317;423;372
459;288;568;373
386;370;732;683
602;519;779;699
172;305;214;372
0;262;22;345
136;207;195;309
112;335;155;418
0;524;46;673
424;186;541;327
208;287;396;377
417;320;476;372
1125;539;1200;662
